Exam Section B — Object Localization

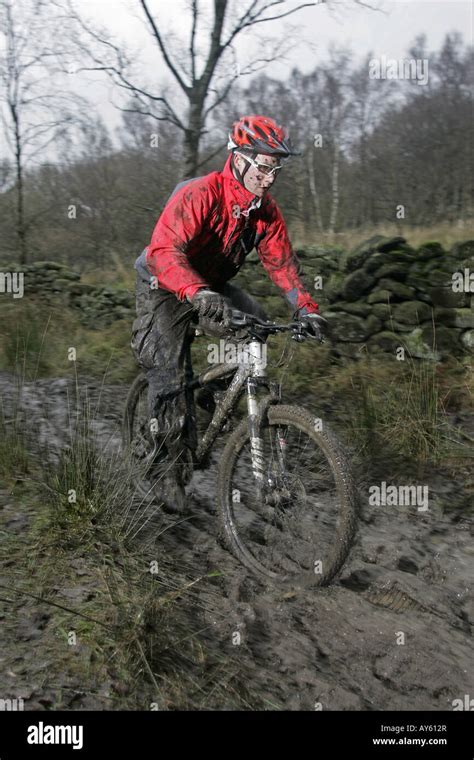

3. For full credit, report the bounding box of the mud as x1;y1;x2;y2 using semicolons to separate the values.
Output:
0;372;472;711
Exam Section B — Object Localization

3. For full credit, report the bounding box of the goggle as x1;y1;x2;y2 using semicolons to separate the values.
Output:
235;151;284;177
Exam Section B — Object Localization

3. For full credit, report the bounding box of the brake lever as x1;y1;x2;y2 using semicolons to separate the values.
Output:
293;322;326;343
226;308;248;328
305;332;326;343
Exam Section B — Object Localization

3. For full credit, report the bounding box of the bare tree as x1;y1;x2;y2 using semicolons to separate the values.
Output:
0;0;87;263
345;53;392;225
238;51;364;236
0;157;12;193
291;48;354;236
58;0;380;178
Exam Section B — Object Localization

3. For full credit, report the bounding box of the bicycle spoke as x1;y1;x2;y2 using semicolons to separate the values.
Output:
227;417;343;581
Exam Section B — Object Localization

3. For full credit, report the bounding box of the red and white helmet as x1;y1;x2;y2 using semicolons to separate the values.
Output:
227;115;299;157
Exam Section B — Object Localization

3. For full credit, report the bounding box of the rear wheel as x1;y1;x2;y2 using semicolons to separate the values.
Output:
217;404;358;587
122;373;211;497
122;373;161;499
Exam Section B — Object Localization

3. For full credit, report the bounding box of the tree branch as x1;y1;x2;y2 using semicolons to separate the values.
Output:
138;0;190;95
221;0;316;53
194;140;227;170
198;0;228;93
70;61;185;130
190;0;198;84
246;2;317;26
204;71;240;117
118;103;186;132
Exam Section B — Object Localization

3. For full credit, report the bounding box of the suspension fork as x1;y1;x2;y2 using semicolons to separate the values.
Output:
245;339;282;490
247;380;287;492
246;377;265;488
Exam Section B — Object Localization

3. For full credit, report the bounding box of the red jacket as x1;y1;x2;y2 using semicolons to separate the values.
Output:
144;154;319;314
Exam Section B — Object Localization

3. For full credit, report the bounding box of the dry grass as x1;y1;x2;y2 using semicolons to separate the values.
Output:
0;299;136;384
0;375;261;710
292;220;474;251
282;347;473;481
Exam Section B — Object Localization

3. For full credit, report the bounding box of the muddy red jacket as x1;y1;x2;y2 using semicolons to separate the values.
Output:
137;154;319;314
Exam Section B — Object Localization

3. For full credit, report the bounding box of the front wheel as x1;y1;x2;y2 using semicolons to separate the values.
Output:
217;405;359;587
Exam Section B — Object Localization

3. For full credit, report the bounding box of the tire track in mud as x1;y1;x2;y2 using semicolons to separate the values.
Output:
1;372;472;710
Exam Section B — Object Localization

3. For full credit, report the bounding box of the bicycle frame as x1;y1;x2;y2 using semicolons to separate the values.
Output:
189;338;280;480
125;311;321;510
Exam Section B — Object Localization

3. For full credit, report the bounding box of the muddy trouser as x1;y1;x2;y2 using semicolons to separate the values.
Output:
130;277;268;478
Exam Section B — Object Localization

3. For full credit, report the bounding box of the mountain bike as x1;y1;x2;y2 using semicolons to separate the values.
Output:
122;310;359;587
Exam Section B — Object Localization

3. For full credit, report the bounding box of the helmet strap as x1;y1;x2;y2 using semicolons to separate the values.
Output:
231;151;252;187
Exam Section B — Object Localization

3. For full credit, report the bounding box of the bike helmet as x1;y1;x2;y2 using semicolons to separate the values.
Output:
227;115;300;158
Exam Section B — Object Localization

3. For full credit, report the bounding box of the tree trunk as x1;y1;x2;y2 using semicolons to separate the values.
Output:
183;98;204;178
293;174;306;243
11;105;27;265
308;153;324;234
328;141;340;237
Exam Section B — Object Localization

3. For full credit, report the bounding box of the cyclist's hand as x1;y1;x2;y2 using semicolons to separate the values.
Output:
190;289;232;324
299;312;328;342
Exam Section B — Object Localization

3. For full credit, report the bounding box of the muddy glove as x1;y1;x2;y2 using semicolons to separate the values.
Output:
295;309;328;342
189;289;232;325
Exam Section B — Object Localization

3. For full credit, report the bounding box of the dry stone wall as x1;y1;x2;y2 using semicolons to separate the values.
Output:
5;235;474;360
5;261;134;327
241;235;474;361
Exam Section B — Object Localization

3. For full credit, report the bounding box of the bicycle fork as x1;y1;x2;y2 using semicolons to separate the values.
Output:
247;377;265;488
245;340;286;494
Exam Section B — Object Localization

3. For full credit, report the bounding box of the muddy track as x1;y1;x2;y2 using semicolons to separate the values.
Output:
0;372;472;710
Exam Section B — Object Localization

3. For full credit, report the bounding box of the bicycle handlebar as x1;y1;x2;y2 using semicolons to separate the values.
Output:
225;309;325;343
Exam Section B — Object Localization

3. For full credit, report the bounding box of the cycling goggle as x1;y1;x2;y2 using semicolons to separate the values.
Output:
235;151;284;177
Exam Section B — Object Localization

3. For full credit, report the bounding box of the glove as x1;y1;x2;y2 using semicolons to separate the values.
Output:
295;309;328;342
189;289;232;325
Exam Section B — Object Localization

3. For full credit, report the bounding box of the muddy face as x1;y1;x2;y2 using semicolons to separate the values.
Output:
233;152;281;198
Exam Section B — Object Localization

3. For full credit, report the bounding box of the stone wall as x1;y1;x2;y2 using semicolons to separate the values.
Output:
5;236;474;360
241;236;474;361
307;236;473;360
6;261;135;327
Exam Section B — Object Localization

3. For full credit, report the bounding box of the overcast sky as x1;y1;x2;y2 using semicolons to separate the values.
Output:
70;0;472;137
1;0;472;161
80;0;472;72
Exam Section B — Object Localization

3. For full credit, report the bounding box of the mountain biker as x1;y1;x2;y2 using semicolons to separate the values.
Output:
131;114;326;513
